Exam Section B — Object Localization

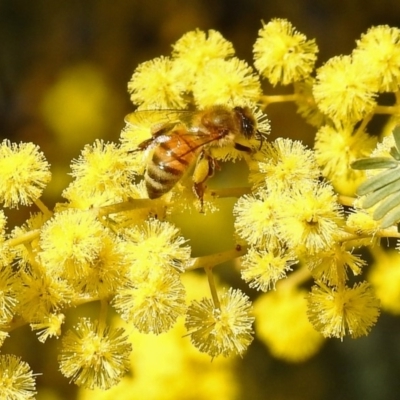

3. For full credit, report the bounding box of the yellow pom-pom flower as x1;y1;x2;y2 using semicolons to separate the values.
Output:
122;218;191;276
307;281;380;339
278;181;344;254
354;25;400;92
64;140;136;206
17;265;73;323
185;288;254;358
314;124;377;196
30;313;65;343
240;243;297;291
0;264;18;325
250;137;320;190
253;19;318;86
233;187;285;248
113;271;187;334
306;245;366;287
172;29;235;81
0;140;51;208
38;209;108;280
0;354;37;399
294;78;328;127
313;55;377;123
128;56;188;109
192;57;262;108
78;278;238;400
59;318;132;390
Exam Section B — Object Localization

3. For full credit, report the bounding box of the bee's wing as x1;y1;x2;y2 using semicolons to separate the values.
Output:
124;110;195;129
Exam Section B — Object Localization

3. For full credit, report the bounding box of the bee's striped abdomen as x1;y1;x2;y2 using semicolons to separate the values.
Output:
145;137;198;198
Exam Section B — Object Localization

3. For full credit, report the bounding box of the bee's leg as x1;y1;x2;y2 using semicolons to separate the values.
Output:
192;151;215;212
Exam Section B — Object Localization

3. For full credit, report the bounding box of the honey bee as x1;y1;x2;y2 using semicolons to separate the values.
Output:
125;105;262;208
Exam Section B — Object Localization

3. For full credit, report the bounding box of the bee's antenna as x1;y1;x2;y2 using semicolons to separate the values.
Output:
257;130;265;150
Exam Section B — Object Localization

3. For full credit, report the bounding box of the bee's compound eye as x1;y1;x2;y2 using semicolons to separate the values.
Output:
234;107;255;139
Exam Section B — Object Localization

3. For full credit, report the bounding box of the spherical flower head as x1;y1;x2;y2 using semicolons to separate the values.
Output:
240;243;297;291
59;318;132;390
192;57;262;108
353;25;400;92
313;55;377;124
369;248;400;314
233;188;285;248
31;313;65;343
78;235;129;298
128;56;188;109
250;137;320;190
294;78;328;127
307;281;380;339
314;124;377;196
113;271;186;334
0;265;18;325
11;212;48;268
17;266;73;322
0;354;37;399
78;300;238;400
0;211;15;269
123;219;191;276
0;331;8;348
254;289;324;362
64;140;136;205
306;245;366;287
279;181;344;255
253;19;319;86
185;288;254;358
0;140;51;208
38;209;108;280
370;132;395;159
346;204;382;238
172;29;235;81
0;210;6;236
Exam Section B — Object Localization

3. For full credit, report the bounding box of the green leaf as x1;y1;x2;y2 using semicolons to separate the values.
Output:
373;191;400;220
393;128;400;154
363;178;400;208
351;157;399;170
390;146;400;161
356;167;400;196
380;203;400;228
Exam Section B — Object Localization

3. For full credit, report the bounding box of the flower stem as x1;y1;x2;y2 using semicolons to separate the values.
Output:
204;266;221;309
96;198;154;217
209;187;252;199
259;93;299;107
98;299;109;334
374;105;400;114
355;112;373;136
33;198;53;218
395;90;400;105
185;245;248;271
5;229;40;247
341;227;400;244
